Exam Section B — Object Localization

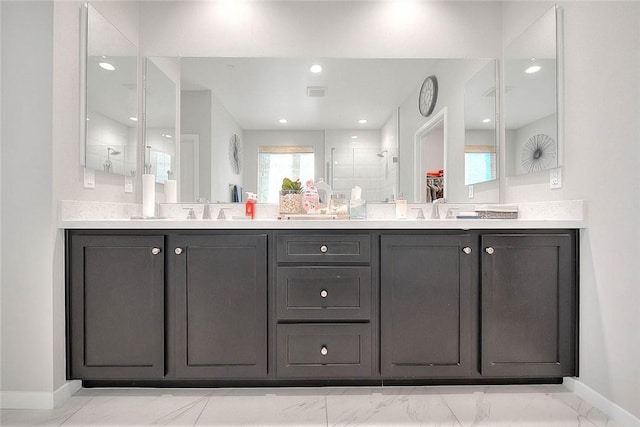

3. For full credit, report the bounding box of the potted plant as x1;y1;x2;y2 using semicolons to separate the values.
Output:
279;177;303;214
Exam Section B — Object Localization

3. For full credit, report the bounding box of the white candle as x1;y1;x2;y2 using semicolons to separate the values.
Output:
164;179;177;203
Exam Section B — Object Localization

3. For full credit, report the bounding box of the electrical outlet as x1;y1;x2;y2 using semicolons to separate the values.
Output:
83;168;95;189
468;185;474;199
550;168;562;189
124;175;134;193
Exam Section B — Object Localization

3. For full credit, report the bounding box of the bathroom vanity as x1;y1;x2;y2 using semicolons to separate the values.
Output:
64;213;580;387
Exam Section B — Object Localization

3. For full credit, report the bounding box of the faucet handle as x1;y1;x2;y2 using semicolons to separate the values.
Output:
410;207;425;220
183;207;196;219
217;208;230;220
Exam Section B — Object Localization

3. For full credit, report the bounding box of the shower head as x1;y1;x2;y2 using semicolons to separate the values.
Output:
107;147;121;156
377;150;388;158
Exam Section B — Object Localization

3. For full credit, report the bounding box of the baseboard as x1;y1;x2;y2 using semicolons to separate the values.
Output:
0;380;81;409
564;377;640;427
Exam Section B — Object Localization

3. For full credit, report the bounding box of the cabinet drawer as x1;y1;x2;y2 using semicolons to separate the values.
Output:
277;324;372;378
277;267;371;320
276;234;370;263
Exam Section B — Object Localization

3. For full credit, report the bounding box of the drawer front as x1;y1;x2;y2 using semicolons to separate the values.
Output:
277;234;370;263
277;324;372;378
277;267;371;320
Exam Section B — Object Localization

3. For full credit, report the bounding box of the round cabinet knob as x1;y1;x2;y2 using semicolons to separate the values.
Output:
320;245;328;253
320;346;328;356
174;248;183;255
151;247;161;255
462;247;472;255
485;247;495;255
320;289;328;298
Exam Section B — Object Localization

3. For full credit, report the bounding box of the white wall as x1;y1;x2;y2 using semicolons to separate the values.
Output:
139;1;501;58
1;0;55;405
502;1;640;420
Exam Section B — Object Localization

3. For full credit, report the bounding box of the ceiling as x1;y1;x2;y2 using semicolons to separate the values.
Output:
180;57;443;130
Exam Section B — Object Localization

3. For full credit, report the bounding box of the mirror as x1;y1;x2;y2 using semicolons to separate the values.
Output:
505;6;559;176
82;4;137;176
464;61;497;186
409;59;497;203
148;57;498;203
144;58;177;186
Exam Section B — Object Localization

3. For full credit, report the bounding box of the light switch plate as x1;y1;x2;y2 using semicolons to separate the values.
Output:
83;168;95;189
468;185;474;199
550;168;562;189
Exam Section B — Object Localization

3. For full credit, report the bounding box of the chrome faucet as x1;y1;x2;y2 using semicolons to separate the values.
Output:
431;198;446;219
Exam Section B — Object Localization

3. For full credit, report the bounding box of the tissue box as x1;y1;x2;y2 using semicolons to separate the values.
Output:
349;200;367;219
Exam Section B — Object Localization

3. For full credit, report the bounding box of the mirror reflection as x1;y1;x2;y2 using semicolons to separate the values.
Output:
464;61;497;185
144;58;177;186
84;4;137;176
505;6;558;176
147;57;499;203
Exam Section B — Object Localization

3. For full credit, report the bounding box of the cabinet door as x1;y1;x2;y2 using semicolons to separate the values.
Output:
68;234;165;379
481;233;576;377
174;234;268;378
381;234;474;377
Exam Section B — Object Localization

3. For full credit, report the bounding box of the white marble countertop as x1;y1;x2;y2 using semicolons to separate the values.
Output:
59;218;585;229
58;200;586;230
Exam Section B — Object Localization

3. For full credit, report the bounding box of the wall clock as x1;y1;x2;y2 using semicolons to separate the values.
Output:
521;133;557;173
418;75;438;117
228;133;242;175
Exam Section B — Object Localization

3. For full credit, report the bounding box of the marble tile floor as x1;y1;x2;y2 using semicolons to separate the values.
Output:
0;384;625;427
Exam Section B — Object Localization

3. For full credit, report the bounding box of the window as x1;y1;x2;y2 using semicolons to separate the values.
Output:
257;146;314;203
465;145;496;185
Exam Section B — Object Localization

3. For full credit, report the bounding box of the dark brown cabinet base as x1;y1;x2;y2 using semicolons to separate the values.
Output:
66;229;578;385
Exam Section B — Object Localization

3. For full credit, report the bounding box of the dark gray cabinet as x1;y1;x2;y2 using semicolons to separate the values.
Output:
481;233;577;377
66;228;577;385
67;233;165;379
275;232;374;378
173;234;268;378
380;234;474;378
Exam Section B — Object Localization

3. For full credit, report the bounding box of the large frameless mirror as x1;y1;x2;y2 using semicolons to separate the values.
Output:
162;57;499;204
505;6;560;176
81;3;137;176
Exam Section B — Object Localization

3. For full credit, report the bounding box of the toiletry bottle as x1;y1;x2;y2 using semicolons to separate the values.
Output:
395;193;407;219
245;192;257;219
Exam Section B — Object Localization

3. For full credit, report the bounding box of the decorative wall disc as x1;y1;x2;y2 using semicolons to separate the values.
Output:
228;133;242;175
521;133;557;173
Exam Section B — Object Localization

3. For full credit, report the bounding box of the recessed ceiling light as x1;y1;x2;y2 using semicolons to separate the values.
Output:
309;64;323;74
358;119;368;124
279;118;288;124
129;116;138;122
525;65;541;74
482;118;492;123
99;62;115;71
351;135;358;140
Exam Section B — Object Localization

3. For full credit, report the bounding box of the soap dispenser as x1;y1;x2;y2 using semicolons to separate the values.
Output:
245;192;257;219
395;193;407;219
